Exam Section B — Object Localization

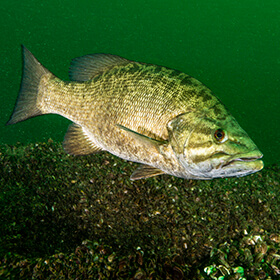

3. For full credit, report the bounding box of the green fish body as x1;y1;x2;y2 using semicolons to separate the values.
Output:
7;46;263;180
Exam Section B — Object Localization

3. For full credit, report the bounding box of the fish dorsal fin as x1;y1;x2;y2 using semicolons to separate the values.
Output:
131;164;165;180
69;53;130;81
63;123;103;155
116;124;168;150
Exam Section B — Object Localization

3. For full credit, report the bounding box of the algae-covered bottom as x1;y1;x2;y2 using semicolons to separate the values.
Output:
0;141;279;279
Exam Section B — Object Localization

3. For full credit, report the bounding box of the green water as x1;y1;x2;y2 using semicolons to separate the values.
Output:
1;0;279;165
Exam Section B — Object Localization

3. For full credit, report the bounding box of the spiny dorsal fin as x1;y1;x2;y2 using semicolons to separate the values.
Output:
63;123;103;155
131;164;165;180
69;53;130;81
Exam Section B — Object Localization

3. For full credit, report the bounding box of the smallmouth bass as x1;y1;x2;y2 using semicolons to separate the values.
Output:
7;46;263;180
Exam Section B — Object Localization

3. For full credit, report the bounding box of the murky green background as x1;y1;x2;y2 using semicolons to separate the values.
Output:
1;0;279;165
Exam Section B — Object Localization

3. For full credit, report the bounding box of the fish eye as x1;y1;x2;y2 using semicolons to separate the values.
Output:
214;129;226;143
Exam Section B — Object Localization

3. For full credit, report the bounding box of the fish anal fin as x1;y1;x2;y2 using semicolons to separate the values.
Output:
130;164;165;180
63;123;103;155
69;54;130;81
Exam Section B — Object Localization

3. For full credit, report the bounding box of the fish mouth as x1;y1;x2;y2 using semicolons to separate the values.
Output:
220;150;264;171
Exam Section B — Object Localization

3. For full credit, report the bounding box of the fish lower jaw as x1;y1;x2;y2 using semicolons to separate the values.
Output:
220;149;263;169
196;152;264;179
218;159;264;179
231;158;263;170
222;157;263;168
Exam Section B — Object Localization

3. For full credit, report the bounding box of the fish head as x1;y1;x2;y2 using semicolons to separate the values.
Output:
167;109;263;179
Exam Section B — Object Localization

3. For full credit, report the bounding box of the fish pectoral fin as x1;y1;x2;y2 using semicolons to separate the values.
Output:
116;124;167;150
131;164;165;180
63;123;103;155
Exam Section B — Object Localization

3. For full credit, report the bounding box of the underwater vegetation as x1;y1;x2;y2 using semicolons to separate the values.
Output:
0;141;279;279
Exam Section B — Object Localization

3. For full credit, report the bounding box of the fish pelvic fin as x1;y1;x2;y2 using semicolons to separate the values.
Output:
131;164;165;180
6;45;52;125
63;123;104;155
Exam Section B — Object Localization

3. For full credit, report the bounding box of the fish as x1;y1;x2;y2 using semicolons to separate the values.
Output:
7;45;264;180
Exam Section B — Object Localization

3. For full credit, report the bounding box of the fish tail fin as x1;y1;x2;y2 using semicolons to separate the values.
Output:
6;45;52;125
